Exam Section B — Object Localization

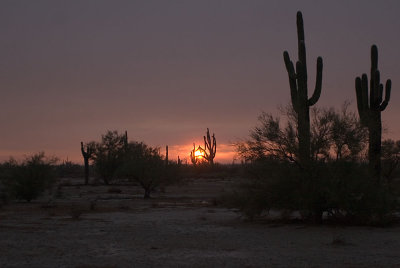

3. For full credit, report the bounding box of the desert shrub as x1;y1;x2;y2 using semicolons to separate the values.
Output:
236;104;367;164
56;160;84;178
1;153;57;202
222;159;299;219
179;162;238;179
228;104;398;224
381;139;400;180
223;159;322;220
224;158;399;224
323;161;398;224
91;130;127;184
118;142;180;198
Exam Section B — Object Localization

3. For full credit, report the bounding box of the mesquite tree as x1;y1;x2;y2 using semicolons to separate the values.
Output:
355;45;391;179
283;11;323;168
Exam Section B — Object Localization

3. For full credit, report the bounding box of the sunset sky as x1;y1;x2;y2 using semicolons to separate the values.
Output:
1;0;399;164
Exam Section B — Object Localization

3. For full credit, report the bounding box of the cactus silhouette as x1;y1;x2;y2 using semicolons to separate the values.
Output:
203;128;217;165
165;145;169;166
355;45;392;179
81;142;93;185
124;130;128;150
190;143;198;165
283;11;323;167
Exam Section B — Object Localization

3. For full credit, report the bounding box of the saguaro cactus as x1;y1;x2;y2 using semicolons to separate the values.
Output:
355;45;391;179
81;142;93;185
203;128;217;165
124;131;128;150
283;11;323;167
165;145;169;166
190;143;198;165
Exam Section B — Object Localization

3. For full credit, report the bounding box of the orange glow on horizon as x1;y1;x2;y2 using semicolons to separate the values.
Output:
194;149;205;159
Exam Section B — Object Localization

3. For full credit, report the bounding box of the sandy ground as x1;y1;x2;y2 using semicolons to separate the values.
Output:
1;177;400;268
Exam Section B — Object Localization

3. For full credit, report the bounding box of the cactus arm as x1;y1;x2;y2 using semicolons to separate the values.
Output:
378;84;384;105
203;135;208;160
283;51;299;112
380;79;391;111
308;57;323;106
203;148;210;161
81;141;91;158
355;75;369;126
355;77;365;119
283;52;296;79
212;133;216;156
204;135;208;153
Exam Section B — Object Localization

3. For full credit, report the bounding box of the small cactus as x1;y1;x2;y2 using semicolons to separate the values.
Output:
355;45;392;179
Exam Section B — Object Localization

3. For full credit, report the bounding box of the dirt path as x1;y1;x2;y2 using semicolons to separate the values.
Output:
1;178;400;267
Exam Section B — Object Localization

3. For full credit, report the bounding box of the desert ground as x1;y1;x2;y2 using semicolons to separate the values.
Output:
1;176;400;268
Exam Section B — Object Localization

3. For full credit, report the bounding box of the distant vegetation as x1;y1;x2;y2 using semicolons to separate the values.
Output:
84;130;180;198
190;128;217;165
0;152;57;202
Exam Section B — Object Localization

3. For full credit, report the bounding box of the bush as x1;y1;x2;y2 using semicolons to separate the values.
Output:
56;161;84;178
223;159;304;220
118;142;179;198
91;130;127;184
223;159;399;224
1;153;57;202
227;103;399;224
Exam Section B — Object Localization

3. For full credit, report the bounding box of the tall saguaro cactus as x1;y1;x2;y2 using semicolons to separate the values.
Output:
203;128;217;165
283;11;323;167
355;45;392;179
81;142;93;185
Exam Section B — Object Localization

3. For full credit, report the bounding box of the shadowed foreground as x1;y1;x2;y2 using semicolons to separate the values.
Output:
1;178;400;268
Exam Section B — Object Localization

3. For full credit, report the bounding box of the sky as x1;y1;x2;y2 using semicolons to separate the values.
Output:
1;0;399;164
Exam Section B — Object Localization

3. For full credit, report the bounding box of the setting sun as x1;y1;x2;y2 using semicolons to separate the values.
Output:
194;149;205;159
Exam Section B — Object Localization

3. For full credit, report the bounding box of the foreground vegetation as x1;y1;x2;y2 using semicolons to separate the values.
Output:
221;11;398;225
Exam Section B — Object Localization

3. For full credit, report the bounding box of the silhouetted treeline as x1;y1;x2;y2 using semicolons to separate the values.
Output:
82;130;180;198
